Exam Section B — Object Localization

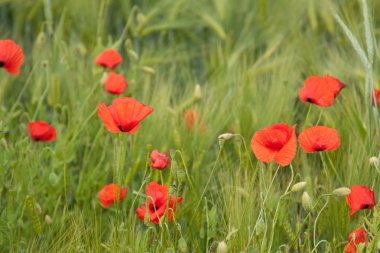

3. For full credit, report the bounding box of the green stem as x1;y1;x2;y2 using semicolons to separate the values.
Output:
267;164;294;252
189;143;224;225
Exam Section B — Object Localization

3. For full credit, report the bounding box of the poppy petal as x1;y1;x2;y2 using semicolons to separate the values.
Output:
274;124;297;166
111;98;154;132
28;122;57;142
98;103;121;133
0;40;24;75
94;49;122;70
125;124;139;135
104;72;127;95
251;137;277;163
299;75;344;107
298;126;340;153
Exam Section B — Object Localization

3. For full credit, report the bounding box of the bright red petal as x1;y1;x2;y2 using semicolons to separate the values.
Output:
94;49;122;70
109;97;154;132
251;136;277;163
0;40;24;76
105;72;127;95
125;124;139;135
299;76;338;107
97;103;121;133
298;126;340;153
274;124;297;166
28;122;57;142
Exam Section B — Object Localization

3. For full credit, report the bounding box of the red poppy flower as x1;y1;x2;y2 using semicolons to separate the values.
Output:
98;183;127;208
298;126;340;153
346;185;375;218
345;227;367;253
250;123;297;167
104;72;127;95
98;97;153;134
371;88;380;106
136;181;183;224
94;49;122;70
28;122;57;142
299;75;346;107
184;109;206;133
0;40;24;75
150;150;170;170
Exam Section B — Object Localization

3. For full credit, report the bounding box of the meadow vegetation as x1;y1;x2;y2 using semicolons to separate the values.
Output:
1;0;380;252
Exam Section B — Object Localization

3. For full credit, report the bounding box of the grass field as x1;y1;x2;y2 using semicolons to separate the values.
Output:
1;0;380;252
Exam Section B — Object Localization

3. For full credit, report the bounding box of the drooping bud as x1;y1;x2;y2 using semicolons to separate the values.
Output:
142;66;156;75
291;181;307;193
35;203;42;215
45;214;53;225
369;156;379;167
100;72;109;84
218;133;234;140
193;84;202;101
178;237;188;253
333;187;351;197
301;192;313;211
216;241;227;253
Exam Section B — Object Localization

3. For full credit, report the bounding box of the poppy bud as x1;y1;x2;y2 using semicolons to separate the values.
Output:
216;241;228;253
291;181;307;193
333;187;351;197
142;66;155;75
193;84;202;101
137;13;146;25
35;203;42;215
218;133;234;140
36;32;47;46
369;156;379;167
178;237;188;253
100;72;108;84
45;214;53;225
302;192;313;211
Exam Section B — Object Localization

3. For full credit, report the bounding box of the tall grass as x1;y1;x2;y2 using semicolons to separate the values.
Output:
1;0;380;252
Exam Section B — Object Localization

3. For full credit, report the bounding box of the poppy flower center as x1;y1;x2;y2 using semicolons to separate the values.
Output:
0;61;4;67
314;145;326;151
264;130;289;150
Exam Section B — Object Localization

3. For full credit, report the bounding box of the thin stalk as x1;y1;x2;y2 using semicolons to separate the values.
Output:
267;164;295;252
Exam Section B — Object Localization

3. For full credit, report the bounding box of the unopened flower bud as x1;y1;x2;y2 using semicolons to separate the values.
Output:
216;241;227;253
291;181;307;193
137;13;146;25
333;187;351;197
178;237;187;253
302;192;313;211
369;156;379;167
193;84;202;101
100;72;108;84
45;214;53;225
35;203;42;215
142;66;155;75
218;133;234;140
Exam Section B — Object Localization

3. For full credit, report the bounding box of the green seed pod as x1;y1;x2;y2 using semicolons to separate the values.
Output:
178;237;188;253
333;187;351;197
216;241;227;253
301;192;313;211
291;181;307;193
